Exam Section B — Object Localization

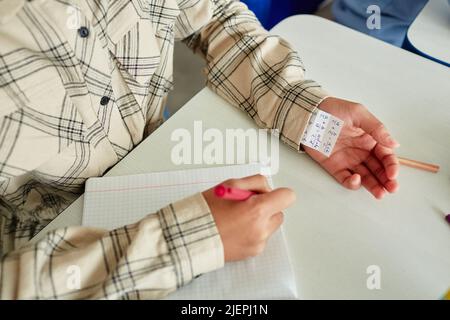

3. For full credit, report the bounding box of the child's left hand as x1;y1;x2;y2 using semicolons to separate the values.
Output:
304;97;400;199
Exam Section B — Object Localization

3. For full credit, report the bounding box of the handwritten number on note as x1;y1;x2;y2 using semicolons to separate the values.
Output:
301;110;344;157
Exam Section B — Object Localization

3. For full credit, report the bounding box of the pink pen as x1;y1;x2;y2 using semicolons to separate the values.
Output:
214;184;256;201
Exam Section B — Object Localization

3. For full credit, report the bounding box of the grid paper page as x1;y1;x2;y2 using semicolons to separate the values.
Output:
83;164;297;299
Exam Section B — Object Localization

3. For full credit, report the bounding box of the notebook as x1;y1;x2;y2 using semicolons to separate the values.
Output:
82;164;298;299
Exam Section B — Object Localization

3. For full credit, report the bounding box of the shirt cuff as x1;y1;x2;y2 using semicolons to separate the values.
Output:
277;81;329;152
157;192;224;288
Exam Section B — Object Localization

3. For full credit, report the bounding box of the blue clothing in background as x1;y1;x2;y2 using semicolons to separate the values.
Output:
241;0;324;30
332;0;428;47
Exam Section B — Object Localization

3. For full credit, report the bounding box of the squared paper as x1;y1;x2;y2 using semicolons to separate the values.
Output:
83;164;298;300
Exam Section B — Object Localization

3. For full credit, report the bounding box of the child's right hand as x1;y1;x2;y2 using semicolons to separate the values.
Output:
202;174;296;262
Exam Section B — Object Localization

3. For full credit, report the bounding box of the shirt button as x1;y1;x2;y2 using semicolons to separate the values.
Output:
78;27;90;38
100;96;110;106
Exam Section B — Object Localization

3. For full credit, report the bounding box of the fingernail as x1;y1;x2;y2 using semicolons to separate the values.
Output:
388;137;400;147
351;175;360;185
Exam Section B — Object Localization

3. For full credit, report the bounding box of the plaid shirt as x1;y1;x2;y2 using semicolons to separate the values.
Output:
0;0;327;299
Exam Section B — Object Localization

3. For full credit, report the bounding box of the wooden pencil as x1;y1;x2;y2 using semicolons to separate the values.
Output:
398;157;440;173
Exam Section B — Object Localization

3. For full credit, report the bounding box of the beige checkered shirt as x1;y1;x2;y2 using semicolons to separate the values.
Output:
0;0;327;299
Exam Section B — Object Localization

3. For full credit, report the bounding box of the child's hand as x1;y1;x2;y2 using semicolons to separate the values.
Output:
202;174;296;262
306;97;400;199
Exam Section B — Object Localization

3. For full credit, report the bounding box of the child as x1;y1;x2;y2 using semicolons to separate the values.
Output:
0;0;398;299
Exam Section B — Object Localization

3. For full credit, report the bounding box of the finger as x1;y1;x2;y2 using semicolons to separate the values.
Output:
226;174;271;193
353;164;387;199
270;212;284;224
348;132;377;152
333;169;361;190
364;155;399;193
374;144;400;180
251;188;296;217
267;212;284;236
356;107;400;148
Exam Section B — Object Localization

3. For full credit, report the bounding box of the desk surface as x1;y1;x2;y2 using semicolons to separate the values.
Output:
407;0;450;65
33;15;450;299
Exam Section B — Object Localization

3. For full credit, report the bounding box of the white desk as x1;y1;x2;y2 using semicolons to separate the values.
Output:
32;15;450;299
407;0;450;66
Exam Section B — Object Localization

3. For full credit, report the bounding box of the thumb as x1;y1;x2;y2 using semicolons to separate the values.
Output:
251;188;296;217
357;107;399;148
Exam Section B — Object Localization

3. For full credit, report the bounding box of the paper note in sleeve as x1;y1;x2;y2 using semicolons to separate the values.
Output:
301;110;344;157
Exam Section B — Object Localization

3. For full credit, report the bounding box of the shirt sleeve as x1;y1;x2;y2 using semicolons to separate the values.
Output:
175;0;329;151
0;193;224;299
